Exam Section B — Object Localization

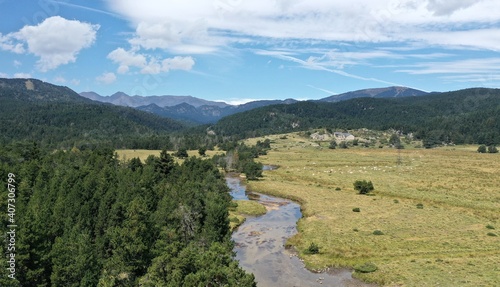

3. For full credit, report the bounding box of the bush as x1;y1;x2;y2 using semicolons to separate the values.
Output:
355;262;378;273
175;148;189;158
416;203;424;209
373;230;384;235
339;141;348;149
486;224;495;230
488;146;499;153
335;187;341;191
328;141;337;149
477;145;487;153
352;208;361;212
305;242;320;254
353;180;374;194
487;232;497;237
198;147;207;156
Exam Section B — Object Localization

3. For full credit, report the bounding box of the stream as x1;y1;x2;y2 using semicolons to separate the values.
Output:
227;172;374;287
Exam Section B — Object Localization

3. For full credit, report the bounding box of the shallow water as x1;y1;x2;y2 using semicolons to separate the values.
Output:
228;176;374;287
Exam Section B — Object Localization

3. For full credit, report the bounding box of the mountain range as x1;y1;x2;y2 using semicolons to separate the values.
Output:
2;77;499;149
0;78;186;148
80;86;428;124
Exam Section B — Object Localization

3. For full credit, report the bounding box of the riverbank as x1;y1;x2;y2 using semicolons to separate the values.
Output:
228;175;374;287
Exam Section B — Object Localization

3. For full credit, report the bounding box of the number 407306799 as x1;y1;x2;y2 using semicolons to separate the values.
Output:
7;173;16;224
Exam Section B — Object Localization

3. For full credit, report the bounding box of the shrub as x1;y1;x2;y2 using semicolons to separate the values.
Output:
335;187;341;191
353;180;374;194
352;208;361;212
355;262;378;273
329;141;337;149
487;232;497;237
305;242;320;254
373;230;384;235
393;199;399;204
486;224;495;230
477;145;487;153
339;141;348;149
198;147;207;156
175;148;189;158
416;203;424;209
488;146;499;153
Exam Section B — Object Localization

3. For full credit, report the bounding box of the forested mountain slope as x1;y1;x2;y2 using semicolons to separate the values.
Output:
0;78;186;148
213;88;500;145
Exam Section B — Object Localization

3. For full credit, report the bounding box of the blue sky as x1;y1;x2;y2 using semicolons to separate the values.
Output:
1;0;500;104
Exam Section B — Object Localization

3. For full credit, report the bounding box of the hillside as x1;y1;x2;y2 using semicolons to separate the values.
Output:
319;86;428;102
0;78;186;148
213;88;500;146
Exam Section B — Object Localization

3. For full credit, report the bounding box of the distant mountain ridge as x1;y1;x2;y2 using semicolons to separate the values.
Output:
319;86;428;102
80;91;229;108
136;99;299;124
80;91;299;124
81;87;428;124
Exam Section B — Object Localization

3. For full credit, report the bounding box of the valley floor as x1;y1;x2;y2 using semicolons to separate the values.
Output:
244;134;499;286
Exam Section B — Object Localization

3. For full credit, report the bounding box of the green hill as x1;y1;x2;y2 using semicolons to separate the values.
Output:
213;88;500;146
0;78;186;148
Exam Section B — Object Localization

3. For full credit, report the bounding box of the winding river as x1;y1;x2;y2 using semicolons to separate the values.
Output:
227;173;374;287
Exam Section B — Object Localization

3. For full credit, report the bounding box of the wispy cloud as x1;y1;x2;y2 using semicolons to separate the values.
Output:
307;85;337;95
255;48;402;86
105;0;500;53
396;58;500;75
49;1;121;18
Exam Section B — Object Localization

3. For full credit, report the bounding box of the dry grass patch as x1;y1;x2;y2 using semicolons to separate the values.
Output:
245;134;499;286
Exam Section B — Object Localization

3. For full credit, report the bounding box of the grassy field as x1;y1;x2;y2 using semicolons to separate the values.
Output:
244;133;499;286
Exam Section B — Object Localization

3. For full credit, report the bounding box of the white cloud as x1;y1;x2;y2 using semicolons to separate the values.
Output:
224;98;259;105
106;0;500;52
0;33;25;53
13;60;22;67
96;72;117;84
0;72;9;78
426;0;477;16
107;48;146;72
162;56;195;72
107;47;195;74
54;76;66;83
13;73;32;78
4;16;99;71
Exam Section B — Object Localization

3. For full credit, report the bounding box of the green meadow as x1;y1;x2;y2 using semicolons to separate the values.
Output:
244;133;499;286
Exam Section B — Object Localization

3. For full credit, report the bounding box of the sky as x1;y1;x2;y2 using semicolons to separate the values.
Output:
1;0;500;104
